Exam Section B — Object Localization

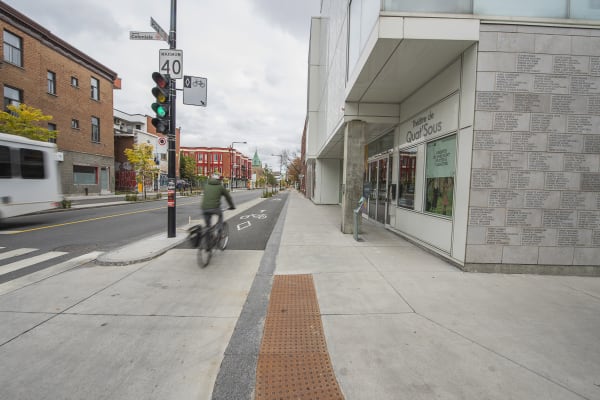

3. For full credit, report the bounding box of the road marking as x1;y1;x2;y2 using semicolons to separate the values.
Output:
237;221;251;231
0;251;102;296
0;248;37;260
0;251;68;275
5;206;166;233
240;214;267;220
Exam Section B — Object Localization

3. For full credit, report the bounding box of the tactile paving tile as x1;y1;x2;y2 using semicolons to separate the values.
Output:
256;274;345;400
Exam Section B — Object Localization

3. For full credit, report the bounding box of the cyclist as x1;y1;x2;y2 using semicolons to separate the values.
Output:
201;173;235;228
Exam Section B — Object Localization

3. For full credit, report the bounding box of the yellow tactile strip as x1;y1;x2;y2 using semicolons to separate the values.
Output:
256;274;345;400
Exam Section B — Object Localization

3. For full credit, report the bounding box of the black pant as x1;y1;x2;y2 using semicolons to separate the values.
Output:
203;208;222;228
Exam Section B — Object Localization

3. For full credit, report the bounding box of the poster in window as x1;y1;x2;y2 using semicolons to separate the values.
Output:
397;148;417;209
425;135;456;217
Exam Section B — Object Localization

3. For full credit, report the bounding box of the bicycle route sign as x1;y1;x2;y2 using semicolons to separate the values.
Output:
183;75;207;107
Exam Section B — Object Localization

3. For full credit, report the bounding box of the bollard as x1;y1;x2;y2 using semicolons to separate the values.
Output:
353;196;365;241
353;207;361;241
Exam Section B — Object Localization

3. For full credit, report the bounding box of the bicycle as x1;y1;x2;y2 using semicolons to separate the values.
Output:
189;212;230;268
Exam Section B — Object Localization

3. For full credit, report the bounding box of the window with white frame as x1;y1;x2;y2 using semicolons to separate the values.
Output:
3;85;22;112
90;77;99;100
3;30;22;67
424;135;456;217
47;71;57;95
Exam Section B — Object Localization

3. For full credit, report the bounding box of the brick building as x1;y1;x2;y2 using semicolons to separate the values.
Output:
180;146;251;188
1;1;118;195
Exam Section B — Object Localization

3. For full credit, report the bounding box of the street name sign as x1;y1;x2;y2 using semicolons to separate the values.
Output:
150;17;169;42
159;49;183;79
183;75;207;107
130;31;163;41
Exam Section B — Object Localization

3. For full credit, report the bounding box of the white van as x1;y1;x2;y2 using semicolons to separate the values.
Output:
0;132;62;219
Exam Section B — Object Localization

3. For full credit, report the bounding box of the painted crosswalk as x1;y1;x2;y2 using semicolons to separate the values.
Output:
0;251;103;296
0;247;102;285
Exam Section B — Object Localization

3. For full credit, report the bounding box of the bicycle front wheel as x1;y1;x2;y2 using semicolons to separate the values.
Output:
198;233;212;267
218;222;229;250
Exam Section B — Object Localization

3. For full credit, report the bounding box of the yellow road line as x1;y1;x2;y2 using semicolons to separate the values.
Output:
8;200;198;234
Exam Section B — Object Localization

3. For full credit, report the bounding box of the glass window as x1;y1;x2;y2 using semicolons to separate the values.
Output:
3;85;22;111
397;147;417;209
47;123;57;143
348;0;380;79
474;0;567;18
0;145;12;178
3;30;22;67
71;76;79;87
384;0;472;13
71;119;79;129
571;0;600;19
20;149;45;179
47;71;56;95
425;135;456;217
91;116;100;142
73;165;97;184
91;77;99;100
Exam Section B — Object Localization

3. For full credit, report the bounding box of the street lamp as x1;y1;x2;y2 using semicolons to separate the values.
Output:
230;141;246;189
271;154;283;191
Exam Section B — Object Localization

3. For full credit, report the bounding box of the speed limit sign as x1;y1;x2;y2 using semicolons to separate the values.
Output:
159;49;183;79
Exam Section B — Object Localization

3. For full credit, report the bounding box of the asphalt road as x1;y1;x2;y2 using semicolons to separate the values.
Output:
177;191;289;251
0;190;264;283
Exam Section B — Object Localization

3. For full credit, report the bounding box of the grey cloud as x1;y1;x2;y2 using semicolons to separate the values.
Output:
249;0;320;40
5;0;125;40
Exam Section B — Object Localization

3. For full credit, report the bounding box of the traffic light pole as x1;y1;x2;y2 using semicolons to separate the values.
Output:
167;0;177;238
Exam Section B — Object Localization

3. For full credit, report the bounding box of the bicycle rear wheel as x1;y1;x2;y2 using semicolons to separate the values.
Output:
218;222;229;250
198;232;212;267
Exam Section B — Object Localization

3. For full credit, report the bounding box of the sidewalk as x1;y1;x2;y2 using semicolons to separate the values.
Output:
274;191;600;400
9;189;598;399
105;190;600;399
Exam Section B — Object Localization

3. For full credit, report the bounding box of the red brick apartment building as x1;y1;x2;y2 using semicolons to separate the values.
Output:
181;146;252;188
1;1;118;195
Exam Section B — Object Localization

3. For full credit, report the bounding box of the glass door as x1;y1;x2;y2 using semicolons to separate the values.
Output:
376;158;388;224
367;161;377;220
366;156;390;224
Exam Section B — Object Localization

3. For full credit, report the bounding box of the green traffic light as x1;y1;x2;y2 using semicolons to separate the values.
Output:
152;103;167;118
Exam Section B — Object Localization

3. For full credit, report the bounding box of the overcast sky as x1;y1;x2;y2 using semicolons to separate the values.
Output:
4;0;320;168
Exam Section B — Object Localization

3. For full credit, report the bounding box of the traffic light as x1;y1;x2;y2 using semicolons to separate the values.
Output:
151;72;171;134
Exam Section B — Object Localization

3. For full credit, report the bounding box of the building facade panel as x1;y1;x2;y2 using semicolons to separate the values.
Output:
306;0;600;274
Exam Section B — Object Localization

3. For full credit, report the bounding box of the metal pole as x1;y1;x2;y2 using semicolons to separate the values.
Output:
167;0;177;237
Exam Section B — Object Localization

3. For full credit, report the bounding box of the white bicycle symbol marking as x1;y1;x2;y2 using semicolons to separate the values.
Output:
240;214;267;220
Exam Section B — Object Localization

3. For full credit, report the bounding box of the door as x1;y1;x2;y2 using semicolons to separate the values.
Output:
366;156;390;224
376;158;388;224
100;167;109;193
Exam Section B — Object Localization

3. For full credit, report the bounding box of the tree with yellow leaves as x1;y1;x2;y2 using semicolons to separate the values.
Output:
0;104;57;142
124;143;159;199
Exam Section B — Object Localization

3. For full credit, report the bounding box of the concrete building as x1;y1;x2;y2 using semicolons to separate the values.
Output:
305;0;600;275
1;1;118;195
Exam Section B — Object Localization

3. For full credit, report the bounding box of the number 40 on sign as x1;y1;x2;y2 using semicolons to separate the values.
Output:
159;49;183;79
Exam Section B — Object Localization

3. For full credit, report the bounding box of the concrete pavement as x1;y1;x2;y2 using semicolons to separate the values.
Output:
0;190;599;399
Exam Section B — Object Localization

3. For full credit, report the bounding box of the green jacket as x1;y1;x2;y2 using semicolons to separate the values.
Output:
202;178;234;209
